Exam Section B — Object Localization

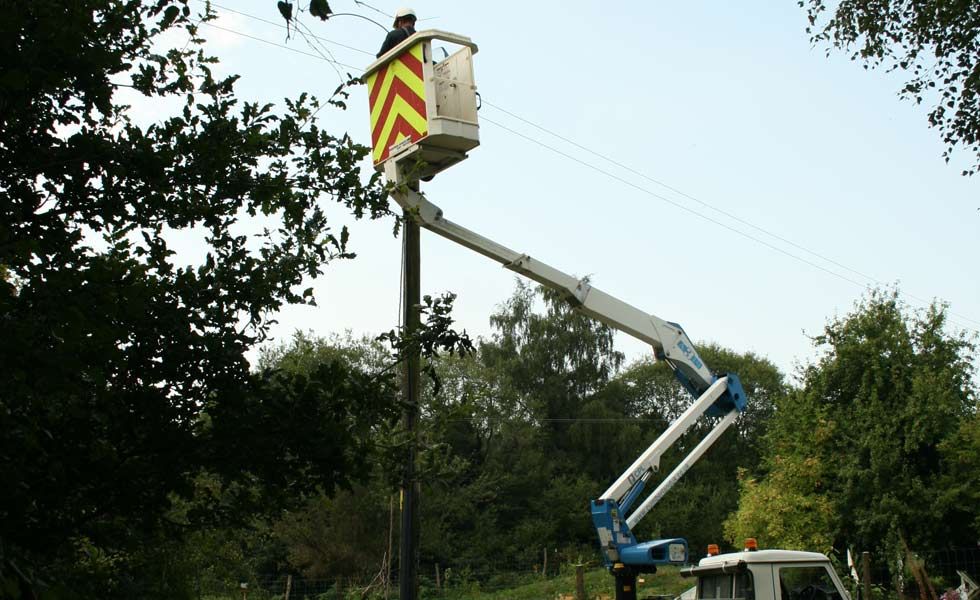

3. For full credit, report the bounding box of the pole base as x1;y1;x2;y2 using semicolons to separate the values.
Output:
614;569;638;600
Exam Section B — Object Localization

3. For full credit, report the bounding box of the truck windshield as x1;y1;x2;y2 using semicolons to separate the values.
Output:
778;566;843;600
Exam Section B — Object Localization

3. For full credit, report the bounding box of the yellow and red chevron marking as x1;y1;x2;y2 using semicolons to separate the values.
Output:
367;43;428;165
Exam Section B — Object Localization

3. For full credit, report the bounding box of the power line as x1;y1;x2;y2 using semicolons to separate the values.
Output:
292;19;344;83
353;0;392;19
203;1;375;56
479;115;872;288
479;117;980;334
481;100;980;330
199;21;362;71
193;17;980;334
486;113;978;332
198;17;867;290
197;12;933;299
482;100;880;285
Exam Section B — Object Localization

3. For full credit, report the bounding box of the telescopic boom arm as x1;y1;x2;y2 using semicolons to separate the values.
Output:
385;163;747;572
385;164;717;396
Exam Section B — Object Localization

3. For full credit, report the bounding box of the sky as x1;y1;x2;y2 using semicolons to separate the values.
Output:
129;0;980;382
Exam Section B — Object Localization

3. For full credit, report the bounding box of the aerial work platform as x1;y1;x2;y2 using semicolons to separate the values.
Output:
368;30;751;600
364;30;480;180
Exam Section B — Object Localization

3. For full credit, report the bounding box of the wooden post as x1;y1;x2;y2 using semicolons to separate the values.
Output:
911;559;929;600
398;208;422;600
386;494;394;600
918;561;938;600
283;575;292;600
576;564;587;600
435;563;441;591
542;547;548;579
862;552;872;600
900;535;935;600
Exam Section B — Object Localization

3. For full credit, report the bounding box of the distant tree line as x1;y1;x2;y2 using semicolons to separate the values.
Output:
203;282;976;597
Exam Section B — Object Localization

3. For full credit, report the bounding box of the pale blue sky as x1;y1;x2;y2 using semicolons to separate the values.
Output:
155;0;979;381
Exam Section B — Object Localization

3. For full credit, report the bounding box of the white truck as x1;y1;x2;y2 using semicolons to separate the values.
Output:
680;547;850;600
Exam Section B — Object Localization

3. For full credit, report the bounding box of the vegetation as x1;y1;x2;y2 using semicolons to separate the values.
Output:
436;566;690;600
0;1;399;596
802;0;980;175
725;290;978;564
198;282;783;597
2;1;979;598
196;565;691;600
238;285;976;598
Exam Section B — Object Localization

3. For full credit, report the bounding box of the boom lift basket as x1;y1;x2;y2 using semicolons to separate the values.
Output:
364;30;480;180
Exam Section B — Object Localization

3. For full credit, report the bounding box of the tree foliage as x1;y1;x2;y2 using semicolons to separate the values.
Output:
416;283;783;573
137;281;775;594
257;283;783;585
0;1;396;596
418;281;629;571
936;411;980;534
801;0;980;174
726;289;978;557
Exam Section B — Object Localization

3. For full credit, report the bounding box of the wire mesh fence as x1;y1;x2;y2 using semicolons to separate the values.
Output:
198;575;345;600
195;554;594;599
841;547;979;600
196;547;980;600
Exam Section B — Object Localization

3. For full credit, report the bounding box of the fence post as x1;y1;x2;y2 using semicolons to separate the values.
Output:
575;564;587;600
862;552;871;600
386;494;394;600
543;548;548;579
435;563;441;591
284;574;293;600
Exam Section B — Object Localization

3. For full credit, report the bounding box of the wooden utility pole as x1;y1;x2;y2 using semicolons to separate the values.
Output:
862;552;872;600
399;209;421;600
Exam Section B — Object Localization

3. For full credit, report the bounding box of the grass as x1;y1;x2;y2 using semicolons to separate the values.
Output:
200;565;693;600
442;565;692;600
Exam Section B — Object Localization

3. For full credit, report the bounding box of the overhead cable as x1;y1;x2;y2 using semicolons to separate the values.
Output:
187;13;980;334
482;100;980;330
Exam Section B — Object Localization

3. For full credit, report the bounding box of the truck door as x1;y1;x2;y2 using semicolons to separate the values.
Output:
748;564;775;600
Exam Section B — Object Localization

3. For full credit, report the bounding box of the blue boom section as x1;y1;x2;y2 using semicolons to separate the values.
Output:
707;372;747;417
591;499;689;569
620;538;689;567
590;368;748;573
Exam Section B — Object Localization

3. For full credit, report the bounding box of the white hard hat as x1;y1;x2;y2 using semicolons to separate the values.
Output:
393;7;416;27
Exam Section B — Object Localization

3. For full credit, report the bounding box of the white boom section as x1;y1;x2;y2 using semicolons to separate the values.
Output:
600;376;729;503
385;164;715;393
625;408;739;529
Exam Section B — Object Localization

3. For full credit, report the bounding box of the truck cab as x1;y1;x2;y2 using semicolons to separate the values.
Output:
681;548;851;600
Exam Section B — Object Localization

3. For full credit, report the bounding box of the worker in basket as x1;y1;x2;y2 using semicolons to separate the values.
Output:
377;7;417;57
